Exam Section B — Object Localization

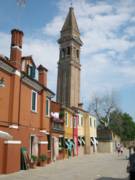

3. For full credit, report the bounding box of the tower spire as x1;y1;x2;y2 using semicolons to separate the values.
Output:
61;6;80;36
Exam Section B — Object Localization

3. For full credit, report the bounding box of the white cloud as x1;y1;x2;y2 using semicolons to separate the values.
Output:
124;26;135;37
0;32;59;93
42;16;64;37
0;32;10;57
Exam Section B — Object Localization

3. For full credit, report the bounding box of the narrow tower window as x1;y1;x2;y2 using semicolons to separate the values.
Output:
76;50;80;58
61;49;65;58
67;47;70;55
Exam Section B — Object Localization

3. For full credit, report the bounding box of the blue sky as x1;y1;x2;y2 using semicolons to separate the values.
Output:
0;0;135;119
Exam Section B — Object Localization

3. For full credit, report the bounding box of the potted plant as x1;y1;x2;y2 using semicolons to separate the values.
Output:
30;155;38;168
38;154;47;166
59;111;65;119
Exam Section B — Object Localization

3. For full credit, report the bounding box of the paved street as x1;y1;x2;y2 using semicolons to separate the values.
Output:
0;152;129;180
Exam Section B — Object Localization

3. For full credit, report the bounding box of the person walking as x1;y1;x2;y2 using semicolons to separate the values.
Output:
128;147;135;180
120;144;124;155
116;143;121;156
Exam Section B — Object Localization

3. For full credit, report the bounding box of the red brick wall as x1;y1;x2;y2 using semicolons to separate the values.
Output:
0;71;11;125
0;139;5;173
3;142;21;174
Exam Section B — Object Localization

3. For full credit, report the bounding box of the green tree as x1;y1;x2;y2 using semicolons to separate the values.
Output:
109;111;135;141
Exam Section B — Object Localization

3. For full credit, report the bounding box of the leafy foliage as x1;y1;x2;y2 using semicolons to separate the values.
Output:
109;110;135;141
38;154;47;162
31;155;38;162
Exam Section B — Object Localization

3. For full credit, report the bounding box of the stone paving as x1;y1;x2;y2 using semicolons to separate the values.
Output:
0;151;129;180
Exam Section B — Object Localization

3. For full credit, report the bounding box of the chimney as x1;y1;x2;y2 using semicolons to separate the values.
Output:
78;103;83;109
10;29;24;70
38;65;48;86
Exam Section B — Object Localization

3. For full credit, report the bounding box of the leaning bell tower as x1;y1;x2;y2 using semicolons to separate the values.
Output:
56;7;83;108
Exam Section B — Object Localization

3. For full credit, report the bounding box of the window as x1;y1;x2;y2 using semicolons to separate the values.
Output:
81;117;84;126
61;49;65;58
90;118;92;127
46;98;50;116
79;116;81;126
31;91;37;112
67;47;70;55
70;116;73;128
76;50;80;58
65;112;68;127
27;65;36;79
47;135;51;150
94;120;96;128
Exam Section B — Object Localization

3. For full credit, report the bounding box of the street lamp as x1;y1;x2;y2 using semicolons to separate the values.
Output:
0;78;5;88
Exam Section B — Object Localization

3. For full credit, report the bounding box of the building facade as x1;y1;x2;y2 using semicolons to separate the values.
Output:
50;101;64;161
0;29;54;174
89;115;98;153
63;106;74;158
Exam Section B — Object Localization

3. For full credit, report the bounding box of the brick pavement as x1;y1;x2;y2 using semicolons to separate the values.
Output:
0;151;129;180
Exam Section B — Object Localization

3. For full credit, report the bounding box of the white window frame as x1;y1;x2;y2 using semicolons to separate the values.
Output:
70;116;73;128
79;116;81;126
89;118;92;127
94;119;96;128
46;98;50;117
81;117;84;127
31;90;37;112
65;112;68;127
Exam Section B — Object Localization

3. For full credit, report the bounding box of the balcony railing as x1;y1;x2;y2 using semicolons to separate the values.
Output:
52;124;64;133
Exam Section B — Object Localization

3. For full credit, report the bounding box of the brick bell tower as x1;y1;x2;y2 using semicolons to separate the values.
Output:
56;7;83;108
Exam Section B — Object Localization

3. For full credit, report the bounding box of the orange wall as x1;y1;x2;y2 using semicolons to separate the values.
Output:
19;83;41;128
0;69;49;131
0;71;11;124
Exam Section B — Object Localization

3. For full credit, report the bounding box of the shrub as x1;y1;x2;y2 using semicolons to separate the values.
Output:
38;154;47;162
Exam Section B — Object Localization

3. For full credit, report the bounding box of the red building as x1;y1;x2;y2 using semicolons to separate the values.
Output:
50;101;65;161
0;29;54;174
73;111;79;156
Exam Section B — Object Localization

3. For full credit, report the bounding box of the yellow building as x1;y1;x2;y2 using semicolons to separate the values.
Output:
62;106;74;158
77;110;85;155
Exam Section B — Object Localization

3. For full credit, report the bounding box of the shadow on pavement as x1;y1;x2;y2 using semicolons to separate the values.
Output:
96;177;128;180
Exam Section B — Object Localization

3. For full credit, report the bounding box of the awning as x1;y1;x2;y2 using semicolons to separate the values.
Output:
91;137;94;145
70;139;75;144
70;139;75;147
93;137;98;145
78;138;82;145
82;137;85;145
64;139;69;147
0;131;13;140
91;137;98;145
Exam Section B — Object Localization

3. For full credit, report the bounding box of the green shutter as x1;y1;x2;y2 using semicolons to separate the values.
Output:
46;99;48;115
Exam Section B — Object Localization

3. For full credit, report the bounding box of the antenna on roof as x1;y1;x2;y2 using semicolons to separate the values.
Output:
70;0;73;7
17;0;26;7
